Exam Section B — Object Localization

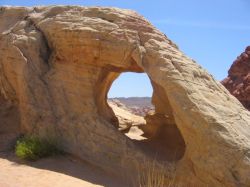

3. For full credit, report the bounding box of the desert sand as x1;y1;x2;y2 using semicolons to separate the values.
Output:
0;153;127;187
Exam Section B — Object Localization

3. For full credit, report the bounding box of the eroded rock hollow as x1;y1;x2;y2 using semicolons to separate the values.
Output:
0;6;250;186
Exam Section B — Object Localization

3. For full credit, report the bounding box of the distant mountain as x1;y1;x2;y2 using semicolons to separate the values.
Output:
108;97;154;116
108;97;153;108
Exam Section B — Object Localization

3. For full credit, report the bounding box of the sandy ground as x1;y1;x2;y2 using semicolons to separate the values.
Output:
0;152;128;187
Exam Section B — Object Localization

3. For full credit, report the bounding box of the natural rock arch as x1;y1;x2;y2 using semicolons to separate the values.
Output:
100;69;186;162
0;6;250;186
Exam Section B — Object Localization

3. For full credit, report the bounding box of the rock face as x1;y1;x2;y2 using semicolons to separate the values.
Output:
0;6;250;186
222;46;250;110
108;100;146;140
108;99;145;131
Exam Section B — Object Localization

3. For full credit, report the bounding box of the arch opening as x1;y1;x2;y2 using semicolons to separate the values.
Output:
108;72;154;140
95;68;186;162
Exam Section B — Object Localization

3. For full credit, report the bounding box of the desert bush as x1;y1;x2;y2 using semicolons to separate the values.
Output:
15;136;62;161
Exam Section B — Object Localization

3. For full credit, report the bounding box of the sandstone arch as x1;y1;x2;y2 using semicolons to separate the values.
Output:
0;6;250;186
104;71;186;162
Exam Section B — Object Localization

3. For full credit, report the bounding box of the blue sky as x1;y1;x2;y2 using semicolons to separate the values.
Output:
1;0;249;97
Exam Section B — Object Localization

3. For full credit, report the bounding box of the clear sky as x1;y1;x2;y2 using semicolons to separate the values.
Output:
1;0;250;97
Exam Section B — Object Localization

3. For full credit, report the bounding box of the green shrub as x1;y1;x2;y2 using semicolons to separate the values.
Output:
15;136;62;161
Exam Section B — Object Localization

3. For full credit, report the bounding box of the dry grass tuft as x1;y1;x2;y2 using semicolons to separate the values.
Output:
134;159;178;187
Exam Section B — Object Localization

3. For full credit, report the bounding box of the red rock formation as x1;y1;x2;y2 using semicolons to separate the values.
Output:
222;46;250;110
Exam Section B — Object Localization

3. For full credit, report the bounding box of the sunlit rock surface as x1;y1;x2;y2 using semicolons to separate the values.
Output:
0;6;250;186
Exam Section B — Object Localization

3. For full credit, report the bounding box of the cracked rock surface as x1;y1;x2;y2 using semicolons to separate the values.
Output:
0;6;250;186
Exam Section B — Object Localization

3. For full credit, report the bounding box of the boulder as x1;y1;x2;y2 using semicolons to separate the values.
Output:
108;99;146;136
0;6;250;186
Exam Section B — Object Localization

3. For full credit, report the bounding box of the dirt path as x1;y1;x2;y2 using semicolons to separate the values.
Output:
0;153;128;187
